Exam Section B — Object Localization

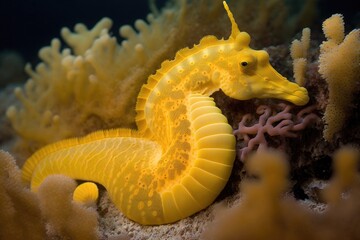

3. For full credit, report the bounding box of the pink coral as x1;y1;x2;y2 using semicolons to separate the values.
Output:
233;103;319;161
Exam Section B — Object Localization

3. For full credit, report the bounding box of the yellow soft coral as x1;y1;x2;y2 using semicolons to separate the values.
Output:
6;4;184;155
37;175;99;240
319;14;360;141
202;146;360;240
291;27;311;87
201;150;294;240
0;150;46;240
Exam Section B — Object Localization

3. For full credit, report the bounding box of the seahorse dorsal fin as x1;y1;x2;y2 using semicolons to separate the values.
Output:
223;1;240;39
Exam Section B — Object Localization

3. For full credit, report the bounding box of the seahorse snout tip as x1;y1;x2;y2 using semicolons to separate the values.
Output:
282;86;309;106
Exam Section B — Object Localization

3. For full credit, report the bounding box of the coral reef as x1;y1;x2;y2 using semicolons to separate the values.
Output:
19;0;312;226
0;0;359;239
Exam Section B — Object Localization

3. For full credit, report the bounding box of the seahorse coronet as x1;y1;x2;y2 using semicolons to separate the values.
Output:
22;1;309;225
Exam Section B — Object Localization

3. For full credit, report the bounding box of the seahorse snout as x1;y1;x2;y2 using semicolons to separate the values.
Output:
253;65;310;106
280;84;309;106
262;79;309;106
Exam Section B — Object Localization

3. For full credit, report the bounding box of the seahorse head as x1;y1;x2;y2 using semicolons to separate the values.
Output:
219;2;309;106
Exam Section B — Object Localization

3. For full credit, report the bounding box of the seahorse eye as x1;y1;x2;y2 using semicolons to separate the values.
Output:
239;55;257;73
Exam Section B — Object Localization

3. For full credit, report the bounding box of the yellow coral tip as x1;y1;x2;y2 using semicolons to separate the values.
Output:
322;14;345;44
6;106;16;119
73;182;99;204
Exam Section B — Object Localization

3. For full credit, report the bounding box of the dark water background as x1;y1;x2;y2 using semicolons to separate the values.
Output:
0;0;357;64
0;0;165;64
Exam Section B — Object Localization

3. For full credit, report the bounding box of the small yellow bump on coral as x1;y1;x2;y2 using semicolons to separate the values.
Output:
322;14;344;45
291;28;311;87
319;14;360;141
73;182;99;206
119;25;136;39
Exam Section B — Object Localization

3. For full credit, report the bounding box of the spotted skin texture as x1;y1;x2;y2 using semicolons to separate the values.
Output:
22;2;309;225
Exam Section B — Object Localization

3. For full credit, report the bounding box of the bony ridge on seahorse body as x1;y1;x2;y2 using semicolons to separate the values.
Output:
21;2;309;225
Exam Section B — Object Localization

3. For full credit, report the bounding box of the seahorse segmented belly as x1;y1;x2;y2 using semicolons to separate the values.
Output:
23;94;235;224
22;1;309;225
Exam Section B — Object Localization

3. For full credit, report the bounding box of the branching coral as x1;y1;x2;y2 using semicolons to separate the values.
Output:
7;1;200;156
233;103;319;161
6;9;182;154
319;14;360;142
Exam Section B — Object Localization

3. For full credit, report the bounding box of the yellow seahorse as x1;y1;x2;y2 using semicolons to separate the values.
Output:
22;2;309;225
